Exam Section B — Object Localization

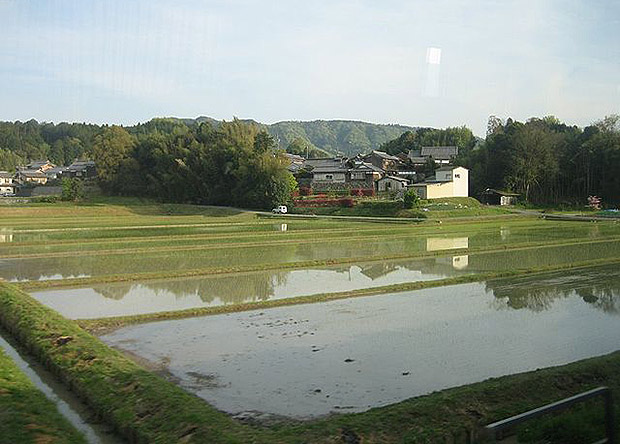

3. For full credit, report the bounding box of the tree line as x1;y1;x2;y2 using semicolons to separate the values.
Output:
379;115;620;205
462;115;620;205
92;119;296;209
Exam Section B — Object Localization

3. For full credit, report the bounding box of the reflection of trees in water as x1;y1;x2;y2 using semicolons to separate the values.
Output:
93;270;291;304
468;242;620;272
486;268;620;314
576;286;620;313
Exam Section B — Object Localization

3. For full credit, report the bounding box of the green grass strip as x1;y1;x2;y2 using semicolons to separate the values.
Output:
0;348;86;444
78;258;620;332
15;237;620;291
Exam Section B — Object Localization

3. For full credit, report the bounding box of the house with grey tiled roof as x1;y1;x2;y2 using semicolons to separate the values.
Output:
408;146;458;165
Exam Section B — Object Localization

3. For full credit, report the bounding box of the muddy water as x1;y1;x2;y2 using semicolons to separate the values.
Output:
100;266;620;419
31;240;620;319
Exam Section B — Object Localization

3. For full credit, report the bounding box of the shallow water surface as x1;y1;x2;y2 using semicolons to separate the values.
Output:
100;266;620;418
30;240;620;318
4;222;619;281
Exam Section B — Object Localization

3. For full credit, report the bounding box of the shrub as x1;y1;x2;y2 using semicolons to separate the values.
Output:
403;189;420;209
351;188;375;197
31;195;59;203
61;178;84;201
293;197;355;208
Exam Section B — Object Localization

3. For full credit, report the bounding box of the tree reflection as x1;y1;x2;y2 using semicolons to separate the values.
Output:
487;268;620;315
92;270;291;304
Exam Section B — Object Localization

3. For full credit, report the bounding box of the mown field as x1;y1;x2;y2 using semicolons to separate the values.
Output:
0;198;619;443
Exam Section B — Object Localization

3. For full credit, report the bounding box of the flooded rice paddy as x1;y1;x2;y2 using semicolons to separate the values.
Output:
100;265;620;418
3;227;620;282
30;241;620;318
3;206;620;421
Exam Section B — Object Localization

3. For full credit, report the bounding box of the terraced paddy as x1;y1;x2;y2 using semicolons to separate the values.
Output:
1;201;619;441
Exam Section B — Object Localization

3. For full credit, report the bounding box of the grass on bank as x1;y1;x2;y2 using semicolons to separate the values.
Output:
0;348;86;444
1;281;619;443
291;197;512;219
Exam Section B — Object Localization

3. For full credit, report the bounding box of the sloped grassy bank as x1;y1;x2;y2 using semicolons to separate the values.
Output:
0;281;262;444
0;348;86;444
1;281;618;443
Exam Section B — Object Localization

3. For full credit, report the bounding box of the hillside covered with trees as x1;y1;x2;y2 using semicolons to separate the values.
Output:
0;117;416;170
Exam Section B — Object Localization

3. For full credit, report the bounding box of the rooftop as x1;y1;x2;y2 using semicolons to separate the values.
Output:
419;146;459;159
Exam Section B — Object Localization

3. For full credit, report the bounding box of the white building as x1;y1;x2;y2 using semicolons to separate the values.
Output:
411;166;469;199
376;175;409;192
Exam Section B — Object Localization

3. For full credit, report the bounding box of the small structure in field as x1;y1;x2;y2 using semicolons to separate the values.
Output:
480;189;519;206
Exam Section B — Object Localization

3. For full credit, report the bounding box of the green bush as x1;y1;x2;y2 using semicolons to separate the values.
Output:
31;195;59;203
61;178;84;201
403;189;420;209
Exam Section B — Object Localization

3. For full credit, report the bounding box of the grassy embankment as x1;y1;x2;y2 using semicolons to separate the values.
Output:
0;348;86;444
0;281;619;443
291;196;512;219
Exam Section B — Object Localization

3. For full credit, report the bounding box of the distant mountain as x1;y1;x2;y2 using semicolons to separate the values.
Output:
190;116;417;157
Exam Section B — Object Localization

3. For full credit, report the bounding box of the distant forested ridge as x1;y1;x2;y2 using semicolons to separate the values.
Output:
190;117;418;157
0;117;416;169
266;120;416;157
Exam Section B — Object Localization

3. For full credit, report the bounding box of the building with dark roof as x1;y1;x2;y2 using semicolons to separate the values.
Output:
408;146;458;165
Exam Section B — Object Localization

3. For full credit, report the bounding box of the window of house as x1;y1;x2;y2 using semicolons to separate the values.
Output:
325;174;333;180
455;174;460;178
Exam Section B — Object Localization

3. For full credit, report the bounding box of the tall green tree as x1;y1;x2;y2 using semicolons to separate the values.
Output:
90;126;136;193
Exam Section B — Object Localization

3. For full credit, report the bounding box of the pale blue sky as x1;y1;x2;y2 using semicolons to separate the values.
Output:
1;0;618;135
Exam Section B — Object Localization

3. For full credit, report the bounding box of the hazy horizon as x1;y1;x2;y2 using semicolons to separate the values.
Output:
1;0;618;136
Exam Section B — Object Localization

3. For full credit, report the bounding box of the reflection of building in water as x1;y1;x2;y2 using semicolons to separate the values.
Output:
359;263;401;280
500;226;510;241
436;255;469;270
279;223;288;232
0;229;13;242
426;237;468;251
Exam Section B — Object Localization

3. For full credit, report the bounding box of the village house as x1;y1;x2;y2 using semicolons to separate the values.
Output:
283;153;305;174
408;146;458;166
26;160;56;172
0;171;17;195
362;150;401;172
63;160;97;178
376;175;409;193
300;157;383;191
16;169;48;185
411;166;469;199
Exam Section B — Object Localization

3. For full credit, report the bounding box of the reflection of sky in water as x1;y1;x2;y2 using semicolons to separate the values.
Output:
30;264;620;321
30;260;467;319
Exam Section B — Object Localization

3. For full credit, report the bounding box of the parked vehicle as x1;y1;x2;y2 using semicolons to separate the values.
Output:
272;205;288;214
